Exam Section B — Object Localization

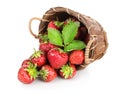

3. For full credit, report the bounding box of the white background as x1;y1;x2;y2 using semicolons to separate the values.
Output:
0;0;120;93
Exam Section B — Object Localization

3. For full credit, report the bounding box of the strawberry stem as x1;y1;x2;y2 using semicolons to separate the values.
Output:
54;21;64;27
39;34;49;43
25;62;39;79
39;69;48;80
32;49;43;58
60;64;74;79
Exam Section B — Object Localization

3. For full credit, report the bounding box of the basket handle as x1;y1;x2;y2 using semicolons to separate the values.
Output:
84;35;96;65
29;17;49;38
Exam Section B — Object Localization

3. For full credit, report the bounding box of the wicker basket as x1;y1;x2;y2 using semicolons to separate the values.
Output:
29;7;108;69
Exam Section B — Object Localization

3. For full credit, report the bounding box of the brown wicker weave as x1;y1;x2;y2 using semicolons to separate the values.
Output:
29;7;108;68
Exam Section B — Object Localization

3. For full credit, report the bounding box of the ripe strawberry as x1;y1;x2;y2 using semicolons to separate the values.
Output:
18;62;38;84
30;49;46;67
39;42;56;53
48;21;59;30
39;65;57;82
21;59;31;68
47;48;68;69
48;20;64;30
59;64;76;79
69;50;84;65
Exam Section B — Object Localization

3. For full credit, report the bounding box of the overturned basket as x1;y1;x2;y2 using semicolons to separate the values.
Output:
29;7;108;69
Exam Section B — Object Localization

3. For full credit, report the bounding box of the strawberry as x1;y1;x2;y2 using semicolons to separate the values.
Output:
39;42;56;53
18;68;34;84
48;20;64;30
30;49;46;67
69;50;84;65
21;59;31;68
39;33;57;53
59;64;76;79
47;48;68;69
48;21;59;30
18;62;38;84
39;65;57;82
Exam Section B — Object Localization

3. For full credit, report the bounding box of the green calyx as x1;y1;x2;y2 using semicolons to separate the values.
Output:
31;49;43;58
60;64;74;79
39;34;49;43
58;48;64;53
54;48;64;53
25;62;39;80
66;18;79;24
39;69;48;80
54;21;64;27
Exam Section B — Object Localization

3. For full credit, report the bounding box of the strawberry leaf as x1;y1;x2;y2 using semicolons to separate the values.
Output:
48;28;63;46
64;40;86;52
62;21;80;45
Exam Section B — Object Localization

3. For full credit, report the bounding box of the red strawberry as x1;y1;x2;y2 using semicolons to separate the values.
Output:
47;48;68;69
39;65;57;82
48;21;59;30
69;50;84;65
21;59;31;68
18;62;38;84
39;42;56;53
48;20;64;30
18;68;34;84
30;49;46;67
59;64;76;79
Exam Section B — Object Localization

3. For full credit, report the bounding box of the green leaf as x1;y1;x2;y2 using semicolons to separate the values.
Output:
64;40;86;52
48;28;63;46
62;21;80;45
